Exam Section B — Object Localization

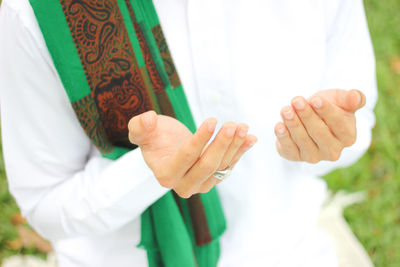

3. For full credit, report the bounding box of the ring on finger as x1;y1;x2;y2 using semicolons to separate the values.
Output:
213;168;232;181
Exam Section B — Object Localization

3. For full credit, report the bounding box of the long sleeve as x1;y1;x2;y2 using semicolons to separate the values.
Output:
293;0;378;177
0;0;167;241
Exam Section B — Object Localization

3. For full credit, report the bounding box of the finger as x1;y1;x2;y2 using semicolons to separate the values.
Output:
274;122;300;161
309;96;357;147
292;97;343;160
199;134;257;194
315;89;366;113
229;134;258;167
175;122;237;197
281;106;320;163
167;118;218;180
128;110;157;146
347;89;366;112
336;89;366;112
219;123;249;170
198;176;221;194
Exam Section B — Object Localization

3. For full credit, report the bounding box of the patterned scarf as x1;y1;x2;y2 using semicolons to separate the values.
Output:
28;0;226;266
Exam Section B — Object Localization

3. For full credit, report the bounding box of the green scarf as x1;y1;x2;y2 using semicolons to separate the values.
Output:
28;0;226;266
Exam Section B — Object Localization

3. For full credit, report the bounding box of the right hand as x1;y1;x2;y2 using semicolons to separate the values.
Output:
128;111;257;198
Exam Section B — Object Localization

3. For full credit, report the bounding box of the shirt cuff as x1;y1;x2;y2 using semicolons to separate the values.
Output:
91;148;169;218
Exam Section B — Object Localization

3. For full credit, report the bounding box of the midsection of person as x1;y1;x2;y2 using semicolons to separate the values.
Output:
63;1;332;264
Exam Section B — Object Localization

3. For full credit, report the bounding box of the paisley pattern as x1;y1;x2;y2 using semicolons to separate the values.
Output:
61;0;153;149
124;0;176;117
152;25;182;89
125;0;164;94
71;95;113;153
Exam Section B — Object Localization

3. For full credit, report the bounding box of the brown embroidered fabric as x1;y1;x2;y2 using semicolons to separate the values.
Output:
60;0;152;149
152;25;182;89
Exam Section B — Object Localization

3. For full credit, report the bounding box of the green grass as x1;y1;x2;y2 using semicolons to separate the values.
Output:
323;0;400;266
0;0;399;266
0;137;20;260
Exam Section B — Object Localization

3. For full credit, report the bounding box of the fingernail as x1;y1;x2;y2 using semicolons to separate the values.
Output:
311;97;323;109
207;119;217;133
141;111;155;130
293;97;305;110
225;127;236;137
353;90;361;106
276;126;286;137
283;107;294;120
238;126;249;138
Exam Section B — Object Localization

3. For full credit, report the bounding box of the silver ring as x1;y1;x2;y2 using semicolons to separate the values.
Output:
213;169;232;181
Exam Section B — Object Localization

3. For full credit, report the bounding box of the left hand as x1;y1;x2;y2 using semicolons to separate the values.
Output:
274;89;366;163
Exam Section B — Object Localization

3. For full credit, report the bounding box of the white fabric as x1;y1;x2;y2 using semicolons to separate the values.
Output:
0;191;373;267
317;191;374;267
0;0;377;266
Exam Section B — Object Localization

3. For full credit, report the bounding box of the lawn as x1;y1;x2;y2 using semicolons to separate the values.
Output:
323;0;400;266
0;0;400;266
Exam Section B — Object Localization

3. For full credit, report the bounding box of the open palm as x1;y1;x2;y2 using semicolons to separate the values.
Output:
275;89;366;163
128;111;257;197
136;114;193;174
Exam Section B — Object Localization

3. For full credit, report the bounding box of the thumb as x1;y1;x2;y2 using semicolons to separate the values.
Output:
343;89;366;112
128;110;158;146
329;89;366;113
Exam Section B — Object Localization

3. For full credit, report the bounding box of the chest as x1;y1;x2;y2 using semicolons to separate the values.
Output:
155;0;328;122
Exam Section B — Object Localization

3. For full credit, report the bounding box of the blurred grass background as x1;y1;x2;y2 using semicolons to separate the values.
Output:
0;0;399;265
323;0;400;266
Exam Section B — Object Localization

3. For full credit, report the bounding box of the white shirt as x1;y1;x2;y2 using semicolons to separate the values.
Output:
0;0;377;266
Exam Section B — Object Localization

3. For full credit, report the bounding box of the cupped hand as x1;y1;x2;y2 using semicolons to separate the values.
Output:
128;111;257;198
274;89;366;163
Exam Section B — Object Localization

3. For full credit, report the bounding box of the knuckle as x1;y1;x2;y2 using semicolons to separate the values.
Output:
342;133;356;147
199;186;212;194
327;148;342;161
309;158;320;164
304;154;320;164
339;120;356;137
175;189;193;199
156;168;172;180
158;177;175;189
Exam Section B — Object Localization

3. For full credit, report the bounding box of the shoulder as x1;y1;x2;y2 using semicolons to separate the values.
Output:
1;0;47;49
